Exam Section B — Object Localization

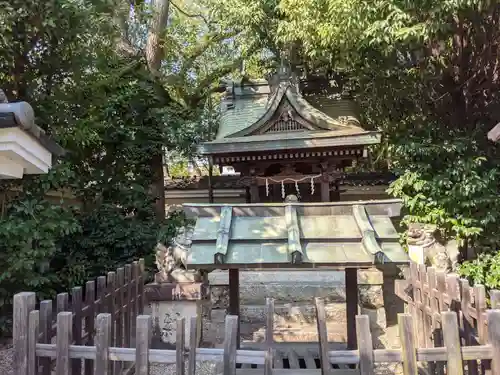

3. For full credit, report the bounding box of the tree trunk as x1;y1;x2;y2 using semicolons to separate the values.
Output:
146;0;170;75
145;0;170;219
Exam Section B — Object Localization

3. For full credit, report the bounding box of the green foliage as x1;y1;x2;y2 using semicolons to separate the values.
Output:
458;252;500;292
0;0;241;336
212;0;500;284
388;136;500;241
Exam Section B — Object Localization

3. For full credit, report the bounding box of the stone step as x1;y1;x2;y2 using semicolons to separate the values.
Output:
202;320;346;344
209;303;347;325
208;270;345;285
252;324;347;343
238;282;346;304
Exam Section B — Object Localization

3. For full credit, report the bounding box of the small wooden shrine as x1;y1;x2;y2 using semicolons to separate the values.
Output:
199;64;380;203
179;65;409;350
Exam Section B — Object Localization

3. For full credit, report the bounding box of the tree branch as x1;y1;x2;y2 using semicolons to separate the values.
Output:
178;30;240;78
169;0;211;25
186;42;260;107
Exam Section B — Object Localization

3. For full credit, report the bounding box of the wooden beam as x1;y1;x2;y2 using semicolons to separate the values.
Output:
345;268;358;350
229;269;241;348
285;205;303;264
214;206;232;264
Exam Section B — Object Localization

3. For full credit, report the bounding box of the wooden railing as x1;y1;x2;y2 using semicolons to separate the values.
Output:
13;259;145;375
396;261;500;375
14;292;500;375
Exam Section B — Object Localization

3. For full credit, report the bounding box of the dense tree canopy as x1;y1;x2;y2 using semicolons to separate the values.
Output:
215;0;500;244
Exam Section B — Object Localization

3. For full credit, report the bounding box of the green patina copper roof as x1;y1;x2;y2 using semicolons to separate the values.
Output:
180;199;408;269
199;76;381;155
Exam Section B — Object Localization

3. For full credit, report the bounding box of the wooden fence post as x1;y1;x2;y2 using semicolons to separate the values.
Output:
72;286;83;375
13;292;36;375
264;346;273;375
27;310;39;375
474;285;488;374
39;300;52;375
188;317;198;375
136;315;151;375
132;261;140;323
223;315;238;375
115;267;125;375
409;263;423;348
177;318;186;375
418;264;429;350
398;314;417;375
85;280;96;375
124;264;132;348
460;278;478;375
491;290;500;309
95;313;112;375
107;272;117;375
474;285;487;344
266;298;274;347
97;276;107;314
266;297;275;372
427;267;440;375
315;297;331;375
356;315;374;375
57;292;69;313
442;311;464;375
56;312;73;375
488;310;500;375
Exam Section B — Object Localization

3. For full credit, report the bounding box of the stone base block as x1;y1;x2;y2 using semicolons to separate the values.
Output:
146;282;208;349
360;306;387;330
358;285;384;309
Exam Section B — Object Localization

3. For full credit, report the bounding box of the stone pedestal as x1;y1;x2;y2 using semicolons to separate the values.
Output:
146;281;208;349
358;268;387;330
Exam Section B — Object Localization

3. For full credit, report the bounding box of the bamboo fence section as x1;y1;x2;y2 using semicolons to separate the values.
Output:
13;259;145;375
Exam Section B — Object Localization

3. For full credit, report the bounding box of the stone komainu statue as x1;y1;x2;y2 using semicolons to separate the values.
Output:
155;226;203;283
407;223;459;273
0;89;8;103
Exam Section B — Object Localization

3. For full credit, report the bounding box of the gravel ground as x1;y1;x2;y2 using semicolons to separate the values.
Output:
0;343;13;375
151;360;222;375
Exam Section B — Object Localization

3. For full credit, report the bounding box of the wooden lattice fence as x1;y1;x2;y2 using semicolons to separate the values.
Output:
13;259;145;375
396;261;500;375
14;292;500;375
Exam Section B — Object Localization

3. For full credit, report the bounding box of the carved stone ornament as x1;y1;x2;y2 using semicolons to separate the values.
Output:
210;285;229;309
0;89;7;103
407;223;457;273
155;226;203;283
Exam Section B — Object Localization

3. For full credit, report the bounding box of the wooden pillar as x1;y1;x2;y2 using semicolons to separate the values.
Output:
320;162;330;202
345;268;358;349
250;183;259;203
208;156;214;203
249;168;260;203
320;178;330;202
228;268;240;348
273;183;281;202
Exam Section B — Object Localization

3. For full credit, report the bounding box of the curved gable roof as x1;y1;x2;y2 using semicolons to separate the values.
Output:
227;82;364;138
